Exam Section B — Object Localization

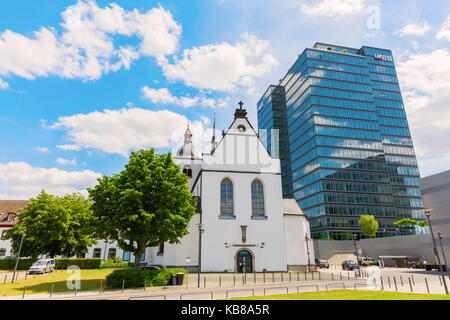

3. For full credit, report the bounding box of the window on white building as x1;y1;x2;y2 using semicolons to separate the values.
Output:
123;251;131;261
251;180;265;217
220;178;234;216
1;230;7;240
93;248;102;258
157;243;164;256
108;248;116;259
0;248;6;256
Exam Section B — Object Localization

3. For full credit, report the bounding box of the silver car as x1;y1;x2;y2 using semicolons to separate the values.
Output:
28;259;55;274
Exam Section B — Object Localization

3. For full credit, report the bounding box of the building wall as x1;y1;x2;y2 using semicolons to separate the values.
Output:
200;170;288;272
284;214;314;269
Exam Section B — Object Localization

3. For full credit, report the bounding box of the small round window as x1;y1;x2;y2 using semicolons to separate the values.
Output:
237;125;246;133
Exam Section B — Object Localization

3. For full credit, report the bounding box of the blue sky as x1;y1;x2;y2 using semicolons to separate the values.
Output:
0;0;449;199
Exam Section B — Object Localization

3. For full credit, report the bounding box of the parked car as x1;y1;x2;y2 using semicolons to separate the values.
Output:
140;265;162;271
315;258;329;269
28;259;55;274
342;260;359;271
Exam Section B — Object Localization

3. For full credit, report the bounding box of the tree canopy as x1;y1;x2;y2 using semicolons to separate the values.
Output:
358;215;379;238
88;148;197;268
394;218;428;227
5;190;96;258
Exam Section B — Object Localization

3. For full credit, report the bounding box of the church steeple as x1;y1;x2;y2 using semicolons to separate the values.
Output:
211;113;217;153
184;123;192;143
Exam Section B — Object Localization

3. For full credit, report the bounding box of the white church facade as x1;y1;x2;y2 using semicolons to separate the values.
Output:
159;103;314;272
0;103;314;272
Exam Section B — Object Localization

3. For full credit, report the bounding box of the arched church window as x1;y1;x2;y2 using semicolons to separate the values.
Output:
220;178;234;216
183;167;192;178
251;180;265;216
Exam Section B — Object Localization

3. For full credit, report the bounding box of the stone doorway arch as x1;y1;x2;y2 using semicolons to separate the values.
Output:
235;248;255;273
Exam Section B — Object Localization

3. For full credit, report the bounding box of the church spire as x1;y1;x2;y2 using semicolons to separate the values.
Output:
184;123;192;143
211;113;217;153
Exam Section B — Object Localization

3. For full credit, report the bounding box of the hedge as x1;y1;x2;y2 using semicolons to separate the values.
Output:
100;262;129;269
0;258;103;270
0;259;35;270
106;268;185;289
55;258;103;269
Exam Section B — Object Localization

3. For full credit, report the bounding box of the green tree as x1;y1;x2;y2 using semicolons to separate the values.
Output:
393;218;428;228
358;215;379;238
88;149;197;269
5;190;96;258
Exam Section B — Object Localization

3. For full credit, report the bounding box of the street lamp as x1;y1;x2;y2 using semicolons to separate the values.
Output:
185;256;191;288
11;230;26;284
197;223;204;288
352;234;359;265
437;232;450;280
304;233;311;273
425;209;449;294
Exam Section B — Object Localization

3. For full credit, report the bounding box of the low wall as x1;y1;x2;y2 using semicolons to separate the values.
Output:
314;234;450;266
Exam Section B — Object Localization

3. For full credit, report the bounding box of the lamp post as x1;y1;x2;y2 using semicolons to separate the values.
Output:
437;232;450;280
185;257;191;288
353;234;359;265
305;233;311;273
197;223;204;288
11;230;26;284
425;209;449;294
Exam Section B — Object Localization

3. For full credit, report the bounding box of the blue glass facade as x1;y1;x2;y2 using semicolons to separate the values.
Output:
257;43;426;240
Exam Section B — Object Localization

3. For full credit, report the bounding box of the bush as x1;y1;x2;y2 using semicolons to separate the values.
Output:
55;258;103;269
0;258;36;270
106;256;123;264
100;262;129;269
106;268;185;289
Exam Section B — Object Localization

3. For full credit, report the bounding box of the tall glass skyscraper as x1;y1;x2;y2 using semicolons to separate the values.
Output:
257;43;426;240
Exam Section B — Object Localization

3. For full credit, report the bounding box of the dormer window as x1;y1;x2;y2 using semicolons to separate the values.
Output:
7;214;14;222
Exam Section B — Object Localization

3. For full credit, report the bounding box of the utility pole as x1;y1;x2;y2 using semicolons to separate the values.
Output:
12;230;26;284
438;232;450;280
426;210;449;294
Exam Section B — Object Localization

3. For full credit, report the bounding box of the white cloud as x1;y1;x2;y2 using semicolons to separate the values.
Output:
301;0;365;17
47;107;211;156
0;1;181;87
437;15;450;42
0;161;101;199
159;33;278;92
396;49;450;176
141;87;229;108
0;78;8;89
394;22;431;37
57;144;82;151
56;157;77;166
35;147;50;153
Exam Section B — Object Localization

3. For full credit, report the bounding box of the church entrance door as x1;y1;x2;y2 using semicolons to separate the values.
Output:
236;250;253;273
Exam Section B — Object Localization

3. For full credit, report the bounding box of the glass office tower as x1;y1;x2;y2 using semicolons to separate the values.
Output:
257;43;426;240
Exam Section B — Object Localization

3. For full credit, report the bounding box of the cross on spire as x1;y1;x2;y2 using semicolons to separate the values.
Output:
238;101;244;109
234;100;247;119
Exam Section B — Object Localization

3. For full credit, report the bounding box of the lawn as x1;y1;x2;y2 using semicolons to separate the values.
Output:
0;269;116;297
228;290;450;300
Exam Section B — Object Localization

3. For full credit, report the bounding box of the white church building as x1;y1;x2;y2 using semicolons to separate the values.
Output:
159;103;314;272
0;103;314;272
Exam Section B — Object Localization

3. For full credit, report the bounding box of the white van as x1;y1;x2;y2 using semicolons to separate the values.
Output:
28;259;55;274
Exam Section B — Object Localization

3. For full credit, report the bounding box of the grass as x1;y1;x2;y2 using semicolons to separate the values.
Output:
0;269;117;297
228;290;450;300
